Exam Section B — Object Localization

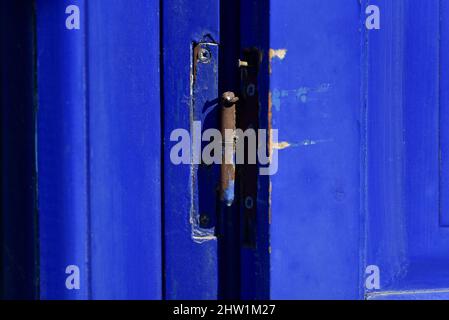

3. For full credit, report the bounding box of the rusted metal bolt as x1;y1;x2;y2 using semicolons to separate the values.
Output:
222;91;239;107
220;91;238;206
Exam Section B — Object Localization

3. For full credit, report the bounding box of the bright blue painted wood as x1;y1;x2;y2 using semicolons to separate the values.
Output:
365;0;449;296
267;0;449;299
268;0;363;299
364;0;408;291
37;0;161;299
87;0;161;299
441;0;449;228
1;0;38;300
37;0;89;299
402;0;448;290
402;0;443;269
162;0;220;299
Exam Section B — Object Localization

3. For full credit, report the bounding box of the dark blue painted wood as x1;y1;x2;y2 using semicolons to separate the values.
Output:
239;0;270;300
218;0;243;300
0;0;38;300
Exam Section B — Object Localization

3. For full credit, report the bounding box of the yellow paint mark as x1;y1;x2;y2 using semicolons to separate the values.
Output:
269;49;288;61
272;141;291;150
269;49;287;74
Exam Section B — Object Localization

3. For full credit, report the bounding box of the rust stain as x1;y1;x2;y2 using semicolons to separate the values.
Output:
267;51;287;234
192;44;200;82
268;91;273;158
268;93;273;226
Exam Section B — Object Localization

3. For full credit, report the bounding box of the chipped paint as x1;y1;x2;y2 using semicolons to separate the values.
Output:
269;48;287;73
366;288;449;300
271;139;331;151
271;84;331;111
190;207;217;243
269;48;287;60
272;141;291;150
189;42;219;243
297;139;332;146
271;89;281;112
192;234;217;244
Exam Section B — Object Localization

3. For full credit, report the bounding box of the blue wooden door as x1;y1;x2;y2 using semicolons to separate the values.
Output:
3;0;449;300
261;0;362;299
365;0;449;299
36;0;162;299
266;0;449;299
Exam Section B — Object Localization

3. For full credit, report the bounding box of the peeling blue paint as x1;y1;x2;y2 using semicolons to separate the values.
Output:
271;84;331;112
